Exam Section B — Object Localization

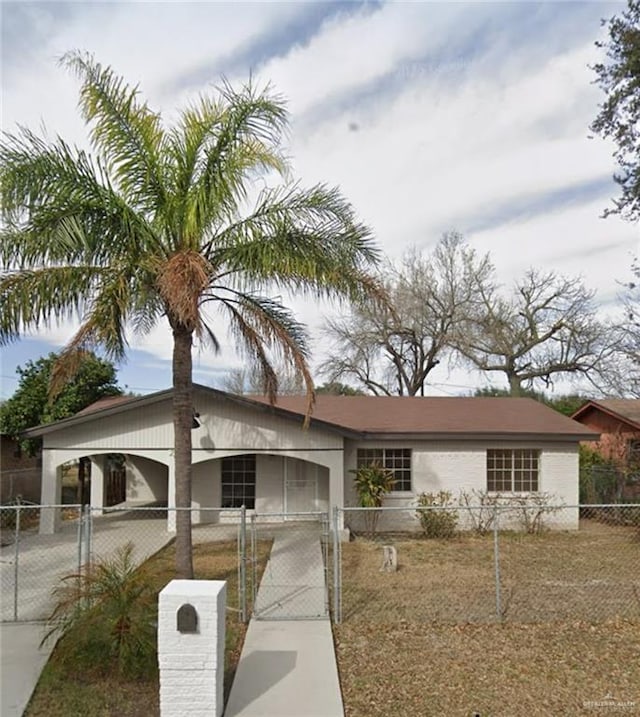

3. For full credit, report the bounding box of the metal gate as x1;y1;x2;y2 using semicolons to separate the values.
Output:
250;512;330;620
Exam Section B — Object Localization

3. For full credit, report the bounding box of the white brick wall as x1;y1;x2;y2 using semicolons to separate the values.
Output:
158;580;227;717
343;440;580;531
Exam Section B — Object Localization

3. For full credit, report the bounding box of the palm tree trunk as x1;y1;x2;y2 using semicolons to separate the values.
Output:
172;324;194;579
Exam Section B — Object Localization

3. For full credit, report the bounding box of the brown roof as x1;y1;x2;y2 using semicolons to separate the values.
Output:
75;395;135;416
24;386;598;441
250;395;598;439
572;399;640;429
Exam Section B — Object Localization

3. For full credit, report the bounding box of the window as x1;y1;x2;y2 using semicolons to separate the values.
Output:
221;455;256;509
487;449;539;492
357;448;411;492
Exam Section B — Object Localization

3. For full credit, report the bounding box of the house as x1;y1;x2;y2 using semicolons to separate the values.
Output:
571;399;640;462
0;434;41;503
571;399;640;498
23;386;598;533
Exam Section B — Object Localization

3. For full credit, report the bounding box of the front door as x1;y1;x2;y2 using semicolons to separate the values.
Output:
285;458;317;516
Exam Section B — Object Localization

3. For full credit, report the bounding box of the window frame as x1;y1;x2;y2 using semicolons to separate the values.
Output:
356;447;412;493
486;448;540;493
221;454;257;509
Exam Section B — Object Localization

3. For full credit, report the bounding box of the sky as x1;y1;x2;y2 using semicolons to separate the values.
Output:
1;0;639;400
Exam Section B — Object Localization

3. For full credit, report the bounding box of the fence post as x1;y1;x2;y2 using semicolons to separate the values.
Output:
493;505;502;621
13;498;21;621
250;513;257;617
77;505;84;577
83;504;92;568
332;506;341;624
239;505;247;623
322;513;330;617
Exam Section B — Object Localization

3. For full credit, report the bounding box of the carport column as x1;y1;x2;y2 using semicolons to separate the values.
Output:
39;450;62;534
167;461;176;532
90;455;106;515
158;580;226;717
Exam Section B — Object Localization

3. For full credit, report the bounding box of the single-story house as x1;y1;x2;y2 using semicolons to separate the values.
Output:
24;386;598;533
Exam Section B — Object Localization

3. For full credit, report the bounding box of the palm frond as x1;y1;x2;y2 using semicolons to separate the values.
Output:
1;129;162;267
0;266;103;342
207;182;385;306
167;82;289;250
60;50;167;214
212;289;314;420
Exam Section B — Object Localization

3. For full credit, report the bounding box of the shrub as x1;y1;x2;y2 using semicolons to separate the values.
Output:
416;491;458;538
458;489;500;535
42;542;157;678
350;462;395;537
506;493;561;535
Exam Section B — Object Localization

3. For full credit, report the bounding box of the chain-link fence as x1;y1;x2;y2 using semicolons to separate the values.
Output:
4;502;636;626
1;502;83;622
334;503;640;625
0;504;254;623
249;512;330;620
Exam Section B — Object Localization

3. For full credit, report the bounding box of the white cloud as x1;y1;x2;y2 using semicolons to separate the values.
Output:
2;1;637;397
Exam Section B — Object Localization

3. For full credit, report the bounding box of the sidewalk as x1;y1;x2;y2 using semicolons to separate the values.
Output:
0;622;54;717
225;528;344;717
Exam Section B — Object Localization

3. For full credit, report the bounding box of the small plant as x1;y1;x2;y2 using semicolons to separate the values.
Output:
416;491;458;538
42;542;157;678
350;462;395;537
507;493;561;534
458;489;500;535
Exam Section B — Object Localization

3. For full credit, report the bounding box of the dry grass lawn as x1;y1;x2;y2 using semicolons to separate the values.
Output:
335;519;640;716
335;620;640;717
25;539;271;717
340;519;640;623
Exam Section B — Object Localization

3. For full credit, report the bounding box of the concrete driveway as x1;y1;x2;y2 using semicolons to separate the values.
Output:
0;509;173;716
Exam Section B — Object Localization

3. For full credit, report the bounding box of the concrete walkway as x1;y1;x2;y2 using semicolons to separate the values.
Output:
225;527;344;717
0;622;54;717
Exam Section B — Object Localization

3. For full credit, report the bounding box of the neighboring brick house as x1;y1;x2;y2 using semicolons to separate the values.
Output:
571;399;640;499
0;434;40;503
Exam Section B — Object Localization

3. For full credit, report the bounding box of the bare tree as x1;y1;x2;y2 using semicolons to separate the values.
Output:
222;366;304;395
453;269;616;395
596;267;640;397
320;232;494;395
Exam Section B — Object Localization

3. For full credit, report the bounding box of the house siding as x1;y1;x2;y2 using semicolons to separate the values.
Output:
575;408;638;462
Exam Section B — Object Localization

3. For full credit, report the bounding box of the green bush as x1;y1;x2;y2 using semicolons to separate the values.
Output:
42;543;157;678
416;491;458;538
350;463;395;537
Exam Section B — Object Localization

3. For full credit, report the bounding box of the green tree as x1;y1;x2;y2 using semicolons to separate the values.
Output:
472;387;590;417
0;53;381;578
591;0;640;221
0;351;122;454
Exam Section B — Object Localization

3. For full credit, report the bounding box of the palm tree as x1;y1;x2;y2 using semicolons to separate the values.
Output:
0;52;382;578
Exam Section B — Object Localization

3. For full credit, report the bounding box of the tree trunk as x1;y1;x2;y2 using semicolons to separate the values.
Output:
508;373;523;396
173;324;194;579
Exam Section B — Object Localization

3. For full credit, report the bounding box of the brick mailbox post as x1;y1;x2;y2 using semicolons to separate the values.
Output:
158;580;227;717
